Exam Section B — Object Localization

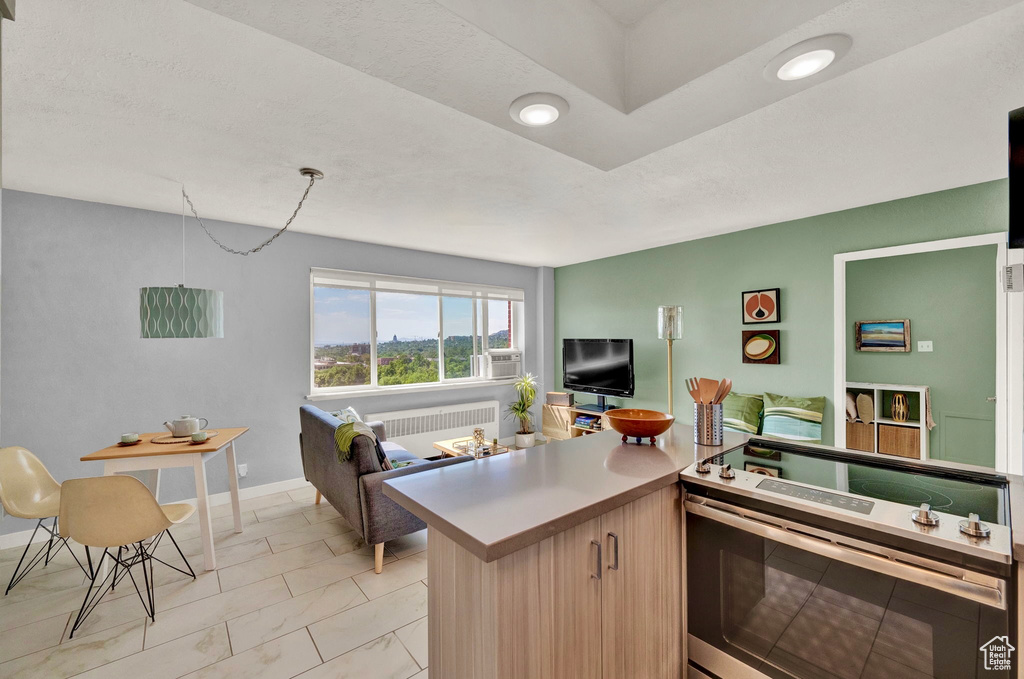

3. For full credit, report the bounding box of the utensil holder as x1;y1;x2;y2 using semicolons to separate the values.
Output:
694;403;723;446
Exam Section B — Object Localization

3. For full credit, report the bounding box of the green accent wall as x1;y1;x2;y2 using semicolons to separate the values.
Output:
846;246;997;466
554;180;1008;446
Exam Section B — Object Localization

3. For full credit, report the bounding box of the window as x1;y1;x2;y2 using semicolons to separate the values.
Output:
311;269;525;394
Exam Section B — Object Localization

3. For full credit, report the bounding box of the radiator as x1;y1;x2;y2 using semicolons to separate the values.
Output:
365;400;500;458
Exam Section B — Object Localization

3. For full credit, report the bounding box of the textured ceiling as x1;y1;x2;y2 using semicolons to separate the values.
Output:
589;0;669;25
3;1;1024;267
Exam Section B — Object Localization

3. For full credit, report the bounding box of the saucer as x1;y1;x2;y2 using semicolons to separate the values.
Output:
117;440;142;447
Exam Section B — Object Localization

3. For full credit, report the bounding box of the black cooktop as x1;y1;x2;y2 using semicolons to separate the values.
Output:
712;441;1008;525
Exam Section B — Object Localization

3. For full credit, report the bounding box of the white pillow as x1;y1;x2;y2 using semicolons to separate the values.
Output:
845;393;858;423
332;407;361;424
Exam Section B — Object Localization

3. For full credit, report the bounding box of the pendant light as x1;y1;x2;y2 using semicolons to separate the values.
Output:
140;168;323;338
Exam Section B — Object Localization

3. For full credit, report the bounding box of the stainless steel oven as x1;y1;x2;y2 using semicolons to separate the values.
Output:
682;440;1018;679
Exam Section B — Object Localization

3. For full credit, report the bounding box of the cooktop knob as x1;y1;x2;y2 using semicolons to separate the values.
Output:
959;513;991;538
695;458;711;474
719;463;735;480
910;503;939;527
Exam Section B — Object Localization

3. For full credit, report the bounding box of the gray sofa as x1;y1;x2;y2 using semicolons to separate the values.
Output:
298;405;470;573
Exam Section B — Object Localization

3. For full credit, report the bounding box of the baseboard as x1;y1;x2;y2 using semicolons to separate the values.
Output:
0;476;312;550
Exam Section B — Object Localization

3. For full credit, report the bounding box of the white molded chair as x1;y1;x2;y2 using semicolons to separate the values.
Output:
0;446;88;594
59;475;196;638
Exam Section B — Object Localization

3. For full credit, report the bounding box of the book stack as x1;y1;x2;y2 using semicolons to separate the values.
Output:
574;414;601;431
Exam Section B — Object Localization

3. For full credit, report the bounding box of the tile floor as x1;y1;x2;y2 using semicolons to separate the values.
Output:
0;485;429;679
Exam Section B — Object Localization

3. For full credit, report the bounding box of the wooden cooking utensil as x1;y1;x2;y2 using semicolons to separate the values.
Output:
712;379;729;405
699;378;718;405
686;378;701;403
720;378;733;403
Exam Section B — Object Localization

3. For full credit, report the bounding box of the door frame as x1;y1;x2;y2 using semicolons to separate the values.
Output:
833;232;1024;473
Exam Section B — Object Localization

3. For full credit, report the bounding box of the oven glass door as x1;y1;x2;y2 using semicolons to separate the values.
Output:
687;508;1012;679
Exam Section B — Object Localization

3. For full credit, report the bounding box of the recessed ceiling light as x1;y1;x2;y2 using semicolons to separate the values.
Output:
764;34;852;83
510;93;569;127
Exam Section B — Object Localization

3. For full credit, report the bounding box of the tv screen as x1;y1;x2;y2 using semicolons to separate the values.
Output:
562;339;634;398
1011;106;1024;249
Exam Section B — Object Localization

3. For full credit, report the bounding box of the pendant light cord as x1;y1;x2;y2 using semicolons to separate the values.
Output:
181;188;186;286
181;173;320;257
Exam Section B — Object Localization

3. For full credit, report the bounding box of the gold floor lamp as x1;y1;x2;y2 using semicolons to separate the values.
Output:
657;306;684;415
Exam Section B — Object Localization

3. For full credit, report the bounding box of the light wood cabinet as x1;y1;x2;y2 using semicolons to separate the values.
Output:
428;484;683;679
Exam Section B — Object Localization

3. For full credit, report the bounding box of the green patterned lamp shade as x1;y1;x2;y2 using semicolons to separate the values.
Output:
140;286;224;338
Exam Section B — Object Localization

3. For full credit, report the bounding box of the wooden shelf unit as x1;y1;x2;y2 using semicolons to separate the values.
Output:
846;382;929;460
543;403;613;440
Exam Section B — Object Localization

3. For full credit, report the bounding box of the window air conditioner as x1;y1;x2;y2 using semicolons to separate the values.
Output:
486;350;522;379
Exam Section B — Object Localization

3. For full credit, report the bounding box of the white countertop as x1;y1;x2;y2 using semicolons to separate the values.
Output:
383;424;748;562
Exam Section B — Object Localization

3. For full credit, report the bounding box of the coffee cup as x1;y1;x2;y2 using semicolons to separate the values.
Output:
121;433;139;444
191;431;208;443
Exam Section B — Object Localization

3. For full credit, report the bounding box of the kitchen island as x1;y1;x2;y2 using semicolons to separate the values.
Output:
383;423;747;679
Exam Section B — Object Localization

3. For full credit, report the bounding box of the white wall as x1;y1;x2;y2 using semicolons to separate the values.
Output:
0;190;550;536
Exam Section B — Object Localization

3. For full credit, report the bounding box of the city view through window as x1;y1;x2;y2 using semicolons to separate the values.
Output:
313;286;514;389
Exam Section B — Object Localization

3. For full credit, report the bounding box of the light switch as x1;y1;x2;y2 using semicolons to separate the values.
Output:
918;341;933;352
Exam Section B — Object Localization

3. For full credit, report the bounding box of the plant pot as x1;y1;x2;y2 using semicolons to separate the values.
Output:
515;432;536;449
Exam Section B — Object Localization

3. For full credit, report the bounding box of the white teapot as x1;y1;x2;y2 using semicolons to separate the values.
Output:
164;416;208;437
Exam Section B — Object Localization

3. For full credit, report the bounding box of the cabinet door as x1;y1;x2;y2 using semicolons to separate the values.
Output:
600;485;683;679
494;515;604;679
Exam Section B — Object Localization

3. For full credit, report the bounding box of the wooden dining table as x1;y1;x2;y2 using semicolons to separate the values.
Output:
81;427;248;571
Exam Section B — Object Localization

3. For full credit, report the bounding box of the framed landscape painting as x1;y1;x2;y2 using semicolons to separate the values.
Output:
855;319;911;352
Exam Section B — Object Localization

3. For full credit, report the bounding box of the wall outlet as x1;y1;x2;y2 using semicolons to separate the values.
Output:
237;463;248;478
917;340;933;352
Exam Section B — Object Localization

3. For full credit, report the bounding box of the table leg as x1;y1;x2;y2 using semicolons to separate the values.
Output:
225;441;243;534
192;455;216;571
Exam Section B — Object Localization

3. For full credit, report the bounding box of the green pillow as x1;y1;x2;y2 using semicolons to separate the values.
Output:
761;392;826;444
722;392;764;435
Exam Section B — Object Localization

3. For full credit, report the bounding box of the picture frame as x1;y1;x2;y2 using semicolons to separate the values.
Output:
742;329;780;365
744;462;781;478
855;319;911;352
742;288;780;324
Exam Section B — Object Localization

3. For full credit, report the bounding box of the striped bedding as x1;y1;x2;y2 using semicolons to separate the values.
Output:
760;392;826;444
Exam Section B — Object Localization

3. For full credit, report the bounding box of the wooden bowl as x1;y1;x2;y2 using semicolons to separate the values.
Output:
604;409;675;442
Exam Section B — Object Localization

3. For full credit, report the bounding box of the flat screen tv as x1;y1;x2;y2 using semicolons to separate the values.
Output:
562;339;634;407
1011;106;1024;249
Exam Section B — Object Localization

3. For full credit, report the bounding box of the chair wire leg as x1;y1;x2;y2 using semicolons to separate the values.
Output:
164;529;196;579
111;546;121;592
44;517;57;565
69;548;113;639
4;519;43;595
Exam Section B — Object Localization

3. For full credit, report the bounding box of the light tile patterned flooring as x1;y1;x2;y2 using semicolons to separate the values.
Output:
0;485;429;679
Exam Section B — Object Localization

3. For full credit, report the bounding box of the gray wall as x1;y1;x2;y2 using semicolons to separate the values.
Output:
0;189;549;536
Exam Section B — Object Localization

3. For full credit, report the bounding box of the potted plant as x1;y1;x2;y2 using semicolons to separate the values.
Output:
507;373;538;449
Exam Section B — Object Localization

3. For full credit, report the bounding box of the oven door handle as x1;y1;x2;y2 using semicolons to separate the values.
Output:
685;499;1008;610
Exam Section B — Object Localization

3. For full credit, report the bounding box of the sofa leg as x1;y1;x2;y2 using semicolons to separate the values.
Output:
374;543;384;574
314;490;321;505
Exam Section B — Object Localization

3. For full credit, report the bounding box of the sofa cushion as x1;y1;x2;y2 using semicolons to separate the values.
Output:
722;392;763;435
761;392;826;444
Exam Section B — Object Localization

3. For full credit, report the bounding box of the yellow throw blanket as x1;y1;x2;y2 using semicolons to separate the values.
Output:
334;421;377;463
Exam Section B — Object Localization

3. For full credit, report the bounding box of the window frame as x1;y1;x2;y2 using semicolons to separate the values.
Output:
309;268;525;398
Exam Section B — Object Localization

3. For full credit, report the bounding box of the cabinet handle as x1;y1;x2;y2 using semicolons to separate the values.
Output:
607;532;619;571
591;539;602;579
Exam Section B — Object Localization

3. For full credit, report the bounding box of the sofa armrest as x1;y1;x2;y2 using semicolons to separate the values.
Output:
366;420;387;442
358;456;471;544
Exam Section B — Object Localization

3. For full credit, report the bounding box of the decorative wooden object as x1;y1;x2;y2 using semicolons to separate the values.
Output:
891;392;909;422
